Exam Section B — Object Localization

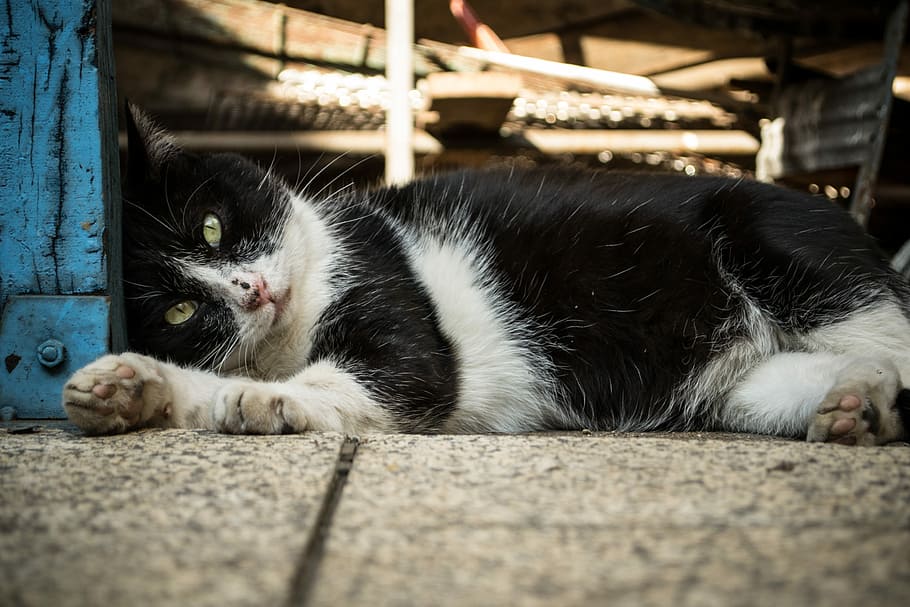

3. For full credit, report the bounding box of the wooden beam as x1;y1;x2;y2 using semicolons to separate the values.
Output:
0;0;124;417
124;128;757;158
425;72;522;134
119;130;443;155
521;129;759;156
112;0;473;76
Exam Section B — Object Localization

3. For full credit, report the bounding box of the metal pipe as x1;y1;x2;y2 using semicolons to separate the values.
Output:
457;46;660;97
384;0;414;185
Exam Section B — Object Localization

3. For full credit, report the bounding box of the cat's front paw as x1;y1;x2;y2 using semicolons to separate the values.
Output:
63;353;172;435
807;359;905;446
213;382;299;434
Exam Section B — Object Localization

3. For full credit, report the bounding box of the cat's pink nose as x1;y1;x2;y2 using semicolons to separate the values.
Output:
233;274;273;311
255;278;274;308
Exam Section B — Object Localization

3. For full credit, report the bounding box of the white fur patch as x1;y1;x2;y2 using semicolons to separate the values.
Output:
676;257;784;428
283;359;394;432
717;300;910;435
213;359;393;434
797;300;910;382
180;194;345;379
404;232;567;432
721;351;845;435
250;196;347;378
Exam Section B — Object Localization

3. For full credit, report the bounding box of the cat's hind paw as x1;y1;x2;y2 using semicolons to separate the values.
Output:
212;382;297;434
807;359;905;446
63;353;172;435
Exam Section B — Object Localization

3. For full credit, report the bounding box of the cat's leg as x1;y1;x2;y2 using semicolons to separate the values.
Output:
64;354;393;435
211;360;394;435
719;352;906;445
63;352;224;435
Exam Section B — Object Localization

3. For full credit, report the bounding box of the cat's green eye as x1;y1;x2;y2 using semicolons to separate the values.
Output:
164;300;198;325
202;213;222;247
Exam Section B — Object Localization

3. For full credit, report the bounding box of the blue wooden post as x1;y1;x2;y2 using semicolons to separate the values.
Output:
0;0;123;419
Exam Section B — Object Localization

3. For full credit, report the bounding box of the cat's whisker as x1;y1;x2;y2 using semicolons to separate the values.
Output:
213;334;242;373
257;150;279;192
298;152;349;196
291;146;307;193
126;291;171;302
293;151;324;193
183;176;217;228
123;280;155;289
162;171;181;234
318;183;356;207
309;154;377;202
123;198;180;237
202;330;241;372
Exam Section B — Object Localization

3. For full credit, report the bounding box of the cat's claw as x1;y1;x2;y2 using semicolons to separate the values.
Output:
807;359;905;446
213;382;297;434
63;353;172;435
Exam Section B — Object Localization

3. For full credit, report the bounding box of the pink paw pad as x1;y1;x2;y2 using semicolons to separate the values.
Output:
92;384;116;399
838;395;862;411
830;417;856;435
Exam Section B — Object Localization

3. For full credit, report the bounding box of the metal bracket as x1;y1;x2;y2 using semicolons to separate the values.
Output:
0;295;110;419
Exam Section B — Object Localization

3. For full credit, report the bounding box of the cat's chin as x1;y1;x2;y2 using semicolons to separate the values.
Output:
271;287;292;327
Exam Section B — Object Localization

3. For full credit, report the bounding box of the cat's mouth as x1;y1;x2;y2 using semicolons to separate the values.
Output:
236;275;289;326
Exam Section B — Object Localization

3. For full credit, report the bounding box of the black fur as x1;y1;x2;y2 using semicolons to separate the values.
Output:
896;389;910;432
306;204;460;431
359;170;908;429
123;107;292;367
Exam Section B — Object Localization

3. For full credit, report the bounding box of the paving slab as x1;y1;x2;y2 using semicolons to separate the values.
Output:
0;427;344;607
307;433;910;607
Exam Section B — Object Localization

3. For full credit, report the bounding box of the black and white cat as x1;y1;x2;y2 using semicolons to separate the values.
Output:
63;106;910;445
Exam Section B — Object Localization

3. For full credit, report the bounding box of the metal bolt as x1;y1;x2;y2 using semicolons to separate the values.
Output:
36;339;66;368
0;406;16;421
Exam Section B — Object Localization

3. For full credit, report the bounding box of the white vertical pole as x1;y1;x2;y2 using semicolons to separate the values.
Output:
385;0;414;185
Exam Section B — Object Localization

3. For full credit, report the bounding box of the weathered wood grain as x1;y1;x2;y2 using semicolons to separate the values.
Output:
0;0;119;306
0;0;123;417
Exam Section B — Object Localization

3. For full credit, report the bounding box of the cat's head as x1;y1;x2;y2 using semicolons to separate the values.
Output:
122;104;296;370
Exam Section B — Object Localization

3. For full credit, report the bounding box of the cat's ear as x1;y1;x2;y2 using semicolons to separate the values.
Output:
124;101;182;186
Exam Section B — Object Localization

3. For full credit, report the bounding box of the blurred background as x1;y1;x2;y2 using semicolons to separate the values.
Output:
113;0;910;253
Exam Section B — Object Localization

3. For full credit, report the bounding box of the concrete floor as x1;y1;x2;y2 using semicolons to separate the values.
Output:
2;424;909;607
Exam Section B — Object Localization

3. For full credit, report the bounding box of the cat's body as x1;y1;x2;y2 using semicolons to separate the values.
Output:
64;108;910;444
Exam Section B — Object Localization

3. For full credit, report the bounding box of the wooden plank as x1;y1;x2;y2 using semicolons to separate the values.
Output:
522;129;760;156
118;129;443;155
131;128;757;159
425;72;521;134
650;58;770;92
112;0;459;76
0;0;120;307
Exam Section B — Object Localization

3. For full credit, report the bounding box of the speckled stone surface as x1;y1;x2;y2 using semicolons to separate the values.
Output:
0;427;344;607
308;433;910;607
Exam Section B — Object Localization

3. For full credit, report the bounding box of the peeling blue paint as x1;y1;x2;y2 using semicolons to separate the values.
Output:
0;296;110;418
0;1;122;418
